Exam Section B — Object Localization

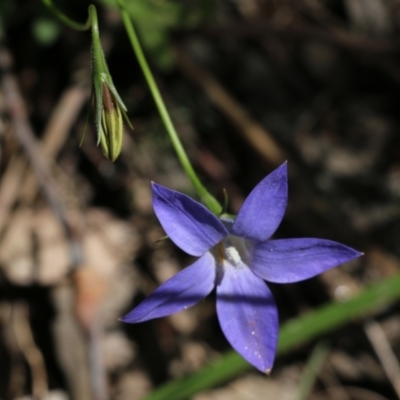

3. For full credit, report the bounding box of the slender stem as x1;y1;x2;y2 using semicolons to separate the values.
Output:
116;0;221;214
42;0;91;31
89;6;107;72
88;4;105;145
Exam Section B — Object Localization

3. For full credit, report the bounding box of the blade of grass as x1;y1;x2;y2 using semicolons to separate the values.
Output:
143;272;400;400
294;342;329;400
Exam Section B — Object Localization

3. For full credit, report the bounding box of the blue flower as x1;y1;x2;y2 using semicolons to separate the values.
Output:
121;163;362;373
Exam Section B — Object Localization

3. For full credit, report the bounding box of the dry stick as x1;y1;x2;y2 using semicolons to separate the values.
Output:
0;302;26;398
19;85;89;202
0;45;82;267
27;57;104;400
319;361;351;400
295;342;330;400
0;86;88;236
364;319;400;399
174;49;286;166
1;47;111;400
0;46;97;400
52;281;93;400
0;155;28;232
12;302;48;398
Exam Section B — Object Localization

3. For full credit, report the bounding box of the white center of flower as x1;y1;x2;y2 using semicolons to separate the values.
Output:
214;235;252;268
225;246;241;264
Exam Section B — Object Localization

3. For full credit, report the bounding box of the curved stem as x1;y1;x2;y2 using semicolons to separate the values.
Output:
88;6;107;71
88;4;105;144
116;0;221;214
42;0;91;31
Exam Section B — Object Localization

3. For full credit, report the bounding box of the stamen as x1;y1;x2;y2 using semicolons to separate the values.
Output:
217;242;225;264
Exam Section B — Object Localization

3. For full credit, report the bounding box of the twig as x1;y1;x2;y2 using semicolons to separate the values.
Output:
319;359;351;400
0;155;28;233
0;85;88;235
0;44;83;268
51;281;92;400
90;321;108;400
0;44;109;400
12;302;48;398
19;85;89;203
364;319;400;399
0;302;26;398
294;342;330;400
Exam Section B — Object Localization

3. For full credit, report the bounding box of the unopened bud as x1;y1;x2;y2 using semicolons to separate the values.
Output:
99;83;124;162
80;5;132;162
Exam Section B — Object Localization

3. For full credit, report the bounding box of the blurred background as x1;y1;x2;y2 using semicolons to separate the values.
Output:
1;0;400;399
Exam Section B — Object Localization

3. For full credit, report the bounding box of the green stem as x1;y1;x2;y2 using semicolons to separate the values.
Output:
42;0;91;31
88;4;105;145
88;5;108;74
116;0;221;214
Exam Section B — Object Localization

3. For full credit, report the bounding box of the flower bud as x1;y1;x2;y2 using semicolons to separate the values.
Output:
80;5;132;162
99;82;124;162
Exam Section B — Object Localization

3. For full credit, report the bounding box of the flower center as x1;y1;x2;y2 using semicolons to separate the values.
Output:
214;235;252;268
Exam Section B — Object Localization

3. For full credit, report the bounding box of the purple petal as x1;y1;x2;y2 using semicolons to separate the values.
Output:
252;238;363;284
121;253;216;323
232;163;288;241
216;262;278;373
152;183;228;256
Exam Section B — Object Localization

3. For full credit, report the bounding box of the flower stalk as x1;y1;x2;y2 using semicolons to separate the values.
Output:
42;0;91;31
115;0;221;214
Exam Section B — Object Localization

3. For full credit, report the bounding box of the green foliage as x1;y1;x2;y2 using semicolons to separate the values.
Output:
32;18;60;46
102;0;216;70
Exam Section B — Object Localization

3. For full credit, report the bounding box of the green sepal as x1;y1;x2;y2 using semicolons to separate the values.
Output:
99;86;124;161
